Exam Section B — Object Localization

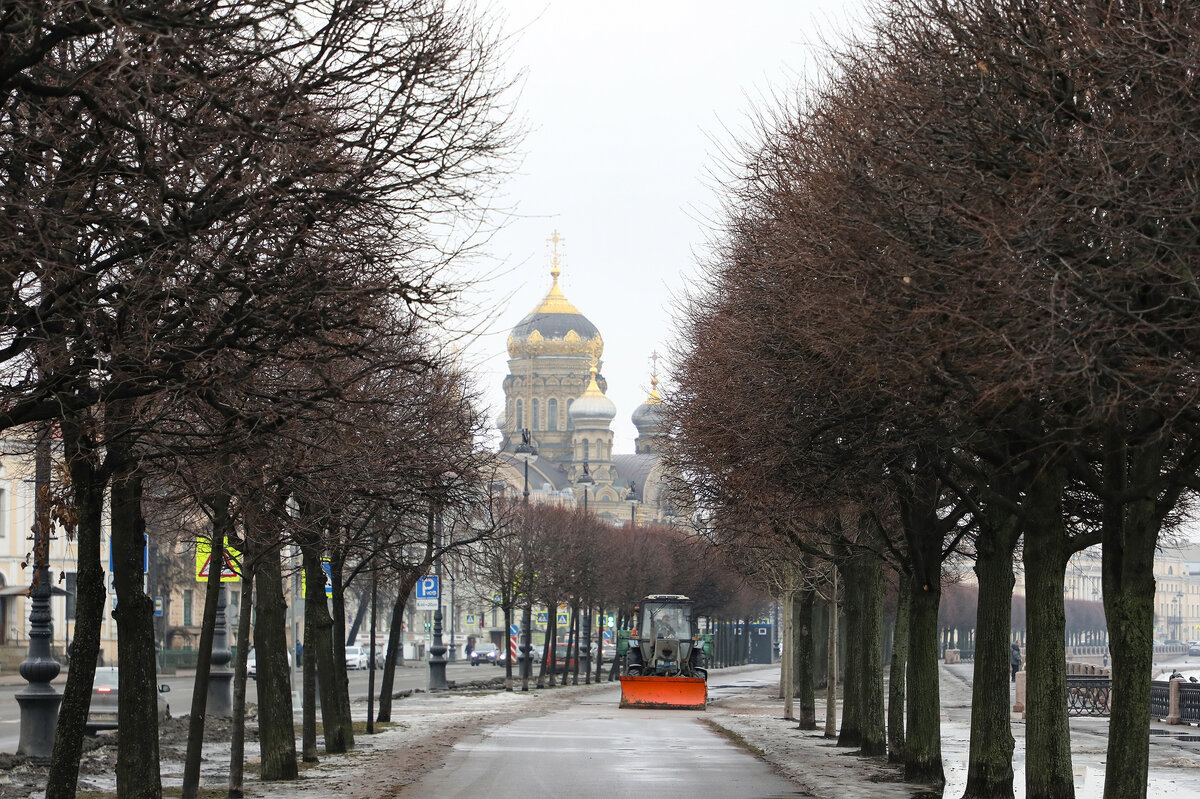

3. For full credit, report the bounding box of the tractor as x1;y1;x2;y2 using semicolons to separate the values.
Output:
616;594;711;709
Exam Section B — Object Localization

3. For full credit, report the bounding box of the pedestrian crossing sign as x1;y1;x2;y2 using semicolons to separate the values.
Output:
195;537;241;583
557;613;569;625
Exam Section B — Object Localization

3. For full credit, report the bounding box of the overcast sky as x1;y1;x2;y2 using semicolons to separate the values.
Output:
464;0;872;451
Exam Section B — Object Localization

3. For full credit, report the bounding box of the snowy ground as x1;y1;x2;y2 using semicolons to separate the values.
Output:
2;661;1199;798
704;662;1200;799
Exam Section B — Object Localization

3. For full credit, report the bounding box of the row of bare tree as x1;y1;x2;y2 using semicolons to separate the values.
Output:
1;2;515;798
466;501;767;689
664;2;1200;799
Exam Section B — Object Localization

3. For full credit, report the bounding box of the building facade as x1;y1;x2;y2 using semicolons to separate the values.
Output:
493;236;675;526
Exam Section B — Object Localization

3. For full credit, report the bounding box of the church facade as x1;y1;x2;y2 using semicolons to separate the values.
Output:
494;239;674;526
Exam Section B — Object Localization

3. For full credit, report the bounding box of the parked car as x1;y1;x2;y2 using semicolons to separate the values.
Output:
344;645;369;670
551;644;581;674
1188;642;1200;656
86;667;170;732
246;646;292;679
470;642;499;665
494;644;541;667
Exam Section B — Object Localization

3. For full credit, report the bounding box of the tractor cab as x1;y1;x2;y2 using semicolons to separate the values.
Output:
617;594;710;709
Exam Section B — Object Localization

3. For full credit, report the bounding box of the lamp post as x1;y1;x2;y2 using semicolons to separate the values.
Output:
577;461;593;513
514;430;538;691
427;502;448;692
1176;592;1185;642
576;463;594;683
16;428;61;756
626;481;640;527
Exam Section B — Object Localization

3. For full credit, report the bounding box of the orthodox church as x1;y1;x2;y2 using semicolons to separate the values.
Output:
495;235;674;526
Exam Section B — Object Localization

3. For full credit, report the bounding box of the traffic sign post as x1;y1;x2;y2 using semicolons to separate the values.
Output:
415;575;439;611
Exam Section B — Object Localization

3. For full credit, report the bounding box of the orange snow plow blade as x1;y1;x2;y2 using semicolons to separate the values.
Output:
618;676;707;710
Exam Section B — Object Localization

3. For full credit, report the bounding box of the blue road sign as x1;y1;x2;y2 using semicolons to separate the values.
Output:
536;611;548;624
416;575;439;599
509;624;520;635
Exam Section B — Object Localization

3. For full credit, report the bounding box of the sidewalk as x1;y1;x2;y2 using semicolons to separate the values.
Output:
705;662;1200;799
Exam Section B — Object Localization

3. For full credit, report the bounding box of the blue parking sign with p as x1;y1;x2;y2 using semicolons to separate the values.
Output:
416;576;439;599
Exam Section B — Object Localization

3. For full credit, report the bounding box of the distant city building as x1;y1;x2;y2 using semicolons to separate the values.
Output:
493;233;676;526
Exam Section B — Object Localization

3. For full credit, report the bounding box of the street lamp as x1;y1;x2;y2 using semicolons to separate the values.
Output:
513;429;538;691
427;505;448;692
1176;592;1185;642
576;462;594;684
626;480;640;527
16;429;61;756
577;461;594;513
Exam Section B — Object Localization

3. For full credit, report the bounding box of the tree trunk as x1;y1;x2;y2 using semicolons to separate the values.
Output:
329;550;354;749
376;571;422;721
250;537;297;780
781;590;794;719
109;442;162;799
963;504;1021;798
183;495;232;799
301;563;319;762
795;588;816;729
1100;421;1161;799
1022;461;1074;799
594;606;605;684
838;557;862;748
570;603;581;685
824;569;838;739
858;555;885;757
888;572;910;763
544;605;558;687
900;457;946;786
346;586;369;644
904;578;943;784
45;422;108;799
228;566;254;798
303;539;346;754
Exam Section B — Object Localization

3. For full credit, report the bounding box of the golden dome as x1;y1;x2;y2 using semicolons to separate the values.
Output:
506;235;603;359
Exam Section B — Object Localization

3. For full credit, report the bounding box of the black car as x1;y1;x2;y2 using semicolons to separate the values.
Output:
470;642;499;665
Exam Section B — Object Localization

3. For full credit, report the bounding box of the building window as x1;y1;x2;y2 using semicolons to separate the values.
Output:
583;439;590;462
183;590;193;626
566;399;574;430
0;483;7;537
532;399;540;430
548;399;558;431
515;399;523;430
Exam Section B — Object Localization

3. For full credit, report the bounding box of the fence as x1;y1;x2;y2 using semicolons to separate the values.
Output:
1154;679;1200;725
1066;675;1112;716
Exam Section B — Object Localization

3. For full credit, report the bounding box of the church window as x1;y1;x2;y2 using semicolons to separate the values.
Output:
548;399;558;431
516;399;523;430
583;439;590;462
532;399;540;430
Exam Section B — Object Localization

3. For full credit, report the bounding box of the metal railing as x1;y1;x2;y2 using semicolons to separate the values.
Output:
1066;674;1111;716
1179;681;1200;724
1150;681;1171;718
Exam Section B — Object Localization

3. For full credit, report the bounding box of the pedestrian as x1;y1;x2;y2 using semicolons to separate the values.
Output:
1010;643;1021;681
466;635;475;665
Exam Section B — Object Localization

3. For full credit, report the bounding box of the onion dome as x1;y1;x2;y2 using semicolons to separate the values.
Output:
632;375;664;435
506;236;603;360
569;365;616;423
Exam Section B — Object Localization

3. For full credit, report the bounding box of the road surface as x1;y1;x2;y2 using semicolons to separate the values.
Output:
400;669;803;799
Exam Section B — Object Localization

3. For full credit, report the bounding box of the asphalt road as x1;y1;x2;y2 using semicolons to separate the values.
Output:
398;667;805;799
0;659;500;753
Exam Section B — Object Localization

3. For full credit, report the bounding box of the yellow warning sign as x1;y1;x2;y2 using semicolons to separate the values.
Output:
195;537;242;583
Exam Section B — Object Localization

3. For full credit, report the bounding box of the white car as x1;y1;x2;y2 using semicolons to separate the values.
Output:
246;646;292;679
344;645;369;670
